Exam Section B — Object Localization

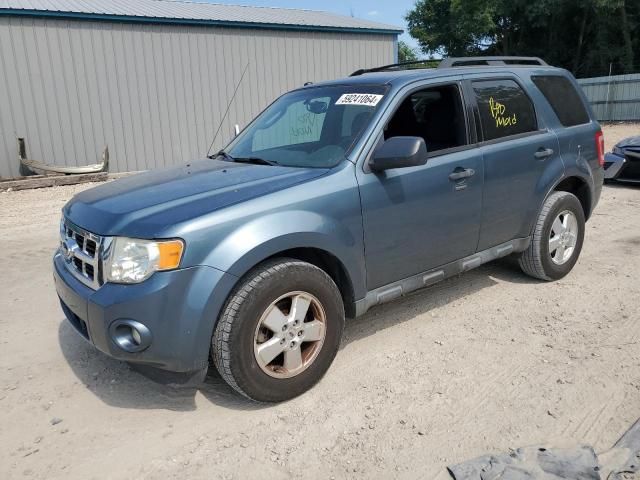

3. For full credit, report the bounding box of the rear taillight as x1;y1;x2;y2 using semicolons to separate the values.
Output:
595;130;605;167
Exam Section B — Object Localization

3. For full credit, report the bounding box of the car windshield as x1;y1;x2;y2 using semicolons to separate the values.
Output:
224;85;388;168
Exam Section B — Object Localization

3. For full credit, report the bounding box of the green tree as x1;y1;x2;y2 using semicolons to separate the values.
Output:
398;40;419;63
405;0;640;77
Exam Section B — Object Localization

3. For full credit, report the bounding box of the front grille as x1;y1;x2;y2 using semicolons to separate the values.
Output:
85;240;97;257
60;219;103;290
620;151;640;181
620;161;640;180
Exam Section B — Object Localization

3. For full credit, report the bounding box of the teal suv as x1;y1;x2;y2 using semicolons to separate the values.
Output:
54;57;604;401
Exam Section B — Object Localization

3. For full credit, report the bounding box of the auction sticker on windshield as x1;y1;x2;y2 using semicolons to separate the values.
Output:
335;94;384;107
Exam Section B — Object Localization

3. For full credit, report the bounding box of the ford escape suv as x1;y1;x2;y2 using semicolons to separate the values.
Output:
54;57;604;402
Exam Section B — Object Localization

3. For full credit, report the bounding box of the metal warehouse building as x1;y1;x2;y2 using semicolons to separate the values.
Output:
0;0;401;178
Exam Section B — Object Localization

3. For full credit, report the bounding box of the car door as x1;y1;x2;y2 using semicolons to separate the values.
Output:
356;80;484;290
465;75;563;251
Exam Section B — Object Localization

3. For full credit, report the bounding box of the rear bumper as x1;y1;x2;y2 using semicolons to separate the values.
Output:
53;252;238;372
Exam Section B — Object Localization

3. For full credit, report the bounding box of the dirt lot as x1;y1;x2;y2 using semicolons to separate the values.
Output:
603;122;640;149
1;124;639;479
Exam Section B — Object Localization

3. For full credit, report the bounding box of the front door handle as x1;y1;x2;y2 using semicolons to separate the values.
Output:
449;168;475;181
534;148;555;160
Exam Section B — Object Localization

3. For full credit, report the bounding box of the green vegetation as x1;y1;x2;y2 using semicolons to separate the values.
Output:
406;0;640;77
398;40;419;63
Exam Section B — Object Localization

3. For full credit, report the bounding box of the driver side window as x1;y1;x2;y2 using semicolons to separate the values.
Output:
384;84;468;153
253;97;330;151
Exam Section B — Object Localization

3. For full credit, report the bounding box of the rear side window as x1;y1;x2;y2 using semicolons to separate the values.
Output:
472;79;538;141
532;75;590;127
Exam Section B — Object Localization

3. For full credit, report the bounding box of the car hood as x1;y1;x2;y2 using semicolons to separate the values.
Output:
617;135;640;149
64;159;329;237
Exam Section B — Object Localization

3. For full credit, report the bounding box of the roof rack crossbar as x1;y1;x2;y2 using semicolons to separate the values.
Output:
438;56;548;68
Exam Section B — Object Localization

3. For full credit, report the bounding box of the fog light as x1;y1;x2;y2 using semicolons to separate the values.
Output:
109;320;152;353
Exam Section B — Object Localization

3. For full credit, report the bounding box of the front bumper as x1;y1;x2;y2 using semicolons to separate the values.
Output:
53;252;238;372
604;152;640;183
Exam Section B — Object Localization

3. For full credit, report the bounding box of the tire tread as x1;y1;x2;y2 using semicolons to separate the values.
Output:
518;191;573;281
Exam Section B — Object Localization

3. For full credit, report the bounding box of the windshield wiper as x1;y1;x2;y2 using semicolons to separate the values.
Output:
212;150;278;166
233;156;278;166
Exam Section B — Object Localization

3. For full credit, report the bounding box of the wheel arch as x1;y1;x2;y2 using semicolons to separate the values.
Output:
220;239;362;320
553;176;592;220
528;173;593;239
263;248;357;318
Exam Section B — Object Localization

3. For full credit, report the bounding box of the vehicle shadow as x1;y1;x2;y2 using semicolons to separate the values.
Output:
603;182;640;190
58;258;534;411
479;256;544;285
341;259;529;345
58;321;261;412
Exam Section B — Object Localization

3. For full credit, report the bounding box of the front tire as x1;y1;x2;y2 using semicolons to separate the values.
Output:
212;258;345;402
518;191;585;281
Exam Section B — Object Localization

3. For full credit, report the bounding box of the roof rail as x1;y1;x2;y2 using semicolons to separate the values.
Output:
349;56;548;77
438;56;548;68
350;59;438;77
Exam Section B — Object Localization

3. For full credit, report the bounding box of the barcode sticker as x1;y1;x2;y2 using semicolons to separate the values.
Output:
335;93;384;107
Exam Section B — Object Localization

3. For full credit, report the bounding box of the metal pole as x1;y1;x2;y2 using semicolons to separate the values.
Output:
605;62;613;121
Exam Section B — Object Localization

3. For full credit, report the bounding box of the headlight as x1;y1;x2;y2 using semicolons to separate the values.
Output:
104;237;184;284
613;146;625;157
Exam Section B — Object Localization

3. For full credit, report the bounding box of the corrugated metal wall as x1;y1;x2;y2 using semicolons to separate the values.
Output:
578;73;640;122
0;16;395;178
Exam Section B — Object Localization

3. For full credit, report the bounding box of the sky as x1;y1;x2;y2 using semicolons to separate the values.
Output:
206;0;420;50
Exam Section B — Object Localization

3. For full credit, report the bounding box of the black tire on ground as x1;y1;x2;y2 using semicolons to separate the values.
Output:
212;258;345;402
518;191;586;281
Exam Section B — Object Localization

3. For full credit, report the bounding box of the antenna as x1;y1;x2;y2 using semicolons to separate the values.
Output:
207;62;250;157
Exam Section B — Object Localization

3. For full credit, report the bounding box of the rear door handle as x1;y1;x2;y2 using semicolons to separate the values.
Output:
449;168;475;181
534;148;555;160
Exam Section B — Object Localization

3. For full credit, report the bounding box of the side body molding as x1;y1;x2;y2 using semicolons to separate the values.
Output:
355;237;530;316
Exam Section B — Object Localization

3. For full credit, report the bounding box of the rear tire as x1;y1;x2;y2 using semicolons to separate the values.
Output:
518;191;585;281
212;258;344;402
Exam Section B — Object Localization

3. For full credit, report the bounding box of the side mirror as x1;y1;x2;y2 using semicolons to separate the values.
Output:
233;124;241;136
369;136;428;172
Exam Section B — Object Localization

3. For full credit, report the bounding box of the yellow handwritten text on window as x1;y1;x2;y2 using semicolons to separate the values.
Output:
489;97;517;128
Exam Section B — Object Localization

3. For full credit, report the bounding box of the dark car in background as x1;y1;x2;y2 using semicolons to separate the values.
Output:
604;135;640;183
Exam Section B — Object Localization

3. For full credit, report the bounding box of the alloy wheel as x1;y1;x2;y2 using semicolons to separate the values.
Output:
549;209;579;265
253;291;327;379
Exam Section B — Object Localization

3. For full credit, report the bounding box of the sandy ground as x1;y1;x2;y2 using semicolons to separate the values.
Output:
1;124;639;480
603;123;640;149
